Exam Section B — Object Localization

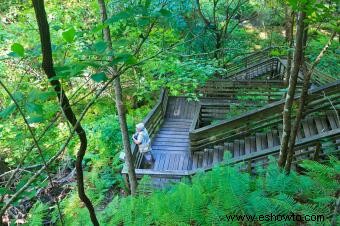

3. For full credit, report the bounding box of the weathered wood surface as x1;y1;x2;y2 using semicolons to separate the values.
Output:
223;58;286;80
122;89;169;174
223;47;276;77
189;81;340;151
122;52;339;188
305;62;338;86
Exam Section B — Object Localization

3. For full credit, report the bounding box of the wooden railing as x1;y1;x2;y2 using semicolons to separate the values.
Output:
205;127;340;174
131;127;340;179
199;79;295;100
195;80;303;127
189;80;340;152
223;57;286;80
306;62;338;86
224;47;281;77
122;89;169;174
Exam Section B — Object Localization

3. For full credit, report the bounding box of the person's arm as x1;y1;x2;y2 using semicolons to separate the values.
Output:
132;133;142;145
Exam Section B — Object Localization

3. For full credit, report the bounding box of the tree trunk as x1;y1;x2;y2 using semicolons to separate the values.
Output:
278;10;306;168
284;10;295;84
285;32;336;173
31;1;99;225
98;0;137;195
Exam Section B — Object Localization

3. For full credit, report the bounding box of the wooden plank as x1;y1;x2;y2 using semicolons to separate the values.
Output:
213;149;219;165
156;154;166;171
245;137;251;155
153;137;189;143
152;146;188;152
302;120;311;137
162;154;171;170
256;133;262;152
272;130;280;146
182;154;190;170
208;149;214;166
261;133;268;150
234;140;240;157
152;141;189;147
202;150;209;168
307;118;318;135
177;154;185;170
327;113;338;130
167;154;175;170
197;152;203;168
159;128;189;132
267;131;274;148
239;140;245;156
314;117;325;133
153;153;160;170
250;136;256;153
192;154;198;170
278;126;283;141
321;116;330;132
156;134;189;139
157;130;188;136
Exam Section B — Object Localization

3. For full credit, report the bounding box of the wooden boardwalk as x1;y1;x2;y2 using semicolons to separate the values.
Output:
151;118;192;171
122;50;339;189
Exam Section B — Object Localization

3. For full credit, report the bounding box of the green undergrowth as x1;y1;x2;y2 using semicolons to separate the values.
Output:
29;155;340;225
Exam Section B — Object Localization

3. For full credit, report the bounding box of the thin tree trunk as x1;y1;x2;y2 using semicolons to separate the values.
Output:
285;32;336;173
284;10;295;84
31;1;99;225
278;10;306;168
97;0;137;195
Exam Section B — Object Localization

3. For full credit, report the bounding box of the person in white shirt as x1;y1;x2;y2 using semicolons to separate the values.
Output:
132;123;153;167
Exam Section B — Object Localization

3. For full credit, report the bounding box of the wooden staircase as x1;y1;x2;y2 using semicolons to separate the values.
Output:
151;118;192;171
191;112;340;172
122;49;339;190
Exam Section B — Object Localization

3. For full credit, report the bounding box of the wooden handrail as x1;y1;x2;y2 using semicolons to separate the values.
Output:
122;88;169;173
224;47;283;76
224;57;286;80
189;80;340;152
190;104;201;132
132;128;340;178
305;62;338;86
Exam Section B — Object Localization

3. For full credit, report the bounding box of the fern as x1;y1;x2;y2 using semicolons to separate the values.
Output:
27;202;48;226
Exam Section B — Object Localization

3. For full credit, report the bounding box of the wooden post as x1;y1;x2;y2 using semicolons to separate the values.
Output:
247;160;252;174
313;142;321;161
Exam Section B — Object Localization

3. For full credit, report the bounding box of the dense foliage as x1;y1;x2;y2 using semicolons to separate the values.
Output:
27;156;340;225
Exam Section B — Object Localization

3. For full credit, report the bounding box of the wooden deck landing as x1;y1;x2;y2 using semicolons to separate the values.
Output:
151;118;192;171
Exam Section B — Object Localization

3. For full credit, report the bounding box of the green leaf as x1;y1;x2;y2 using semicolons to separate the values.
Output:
27;115;44;124
159;9;171;17
11;43;25;57
106;10;133;24
91;72;108;82
110;54;137;65
25;102;43;114
0;104;16;119
94;41;107;53
62;28;76;43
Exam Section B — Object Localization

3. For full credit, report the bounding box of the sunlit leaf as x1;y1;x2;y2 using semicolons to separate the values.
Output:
11;43;25;57
62;27;76;43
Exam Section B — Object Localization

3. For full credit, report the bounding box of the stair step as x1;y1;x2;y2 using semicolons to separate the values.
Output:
159;128;189;132
152;141;189;147
157;130;188;135
152;146;188;151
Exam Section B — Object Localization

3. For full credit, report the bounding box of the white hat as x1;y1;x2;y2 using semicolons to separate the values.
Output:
136;123;145;130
